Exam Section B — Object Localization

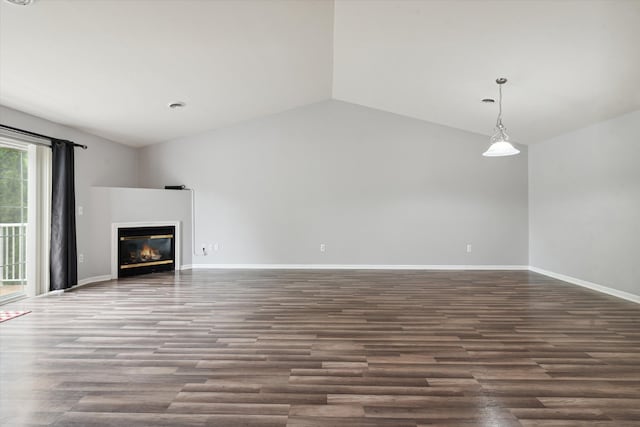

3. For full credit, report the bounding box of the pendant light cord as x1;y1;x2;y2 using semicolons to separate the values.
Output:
496;83;503;129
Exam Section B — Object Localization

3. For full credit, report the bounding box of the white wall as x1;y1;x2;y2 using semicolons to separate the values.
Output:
0;105;139;281
90;187;192;277
140;100;528;267
529;110;640;297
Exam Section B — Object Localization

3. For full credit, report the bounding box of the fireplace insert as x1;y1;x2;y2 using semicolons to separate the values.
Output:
117;226;175;278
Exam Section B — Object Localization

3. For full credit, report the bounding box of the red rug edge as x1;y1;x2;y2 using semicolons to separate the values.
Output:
0;310;32;323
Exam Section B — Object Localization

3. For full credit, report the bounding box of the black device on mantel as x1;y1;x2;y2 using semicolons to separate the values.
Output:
164;185;186;190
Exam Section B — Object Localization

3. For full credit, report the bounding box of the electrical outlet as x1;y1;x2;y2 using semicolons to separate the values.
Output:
466;244;472;253
77;206;83;215
213;243;219;251
201;243;208;256
78;253;84;263
320;244;326;252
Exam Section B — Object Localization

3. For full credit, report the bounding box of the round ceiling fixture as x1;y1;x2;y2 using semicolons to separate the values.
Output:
4;0;35;5
482;98;495;103
168;102;186;109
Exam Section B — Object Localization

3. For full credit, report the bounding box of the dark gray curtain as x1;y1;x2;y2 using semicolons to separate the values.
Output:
50;140;77;291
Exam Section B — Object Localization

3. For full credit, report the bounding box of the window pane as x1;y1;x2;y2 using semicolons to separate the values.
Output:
0;178;22;208
0;148;21;179
0;207;22;223
0;144;28;299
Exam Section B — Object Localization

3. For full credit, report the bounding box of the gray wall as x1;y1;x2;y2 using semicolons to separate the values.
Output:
529;110;640;296
0;105;140;281
140;100;528;266
90;187;192;276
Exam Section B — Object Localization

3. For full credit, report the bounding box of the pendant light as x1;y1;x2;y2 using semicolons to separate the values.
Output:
483;78;520;157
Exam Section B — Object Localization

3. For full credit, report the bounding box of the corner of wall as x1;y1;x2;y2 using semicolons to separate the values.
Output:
527;143;534;267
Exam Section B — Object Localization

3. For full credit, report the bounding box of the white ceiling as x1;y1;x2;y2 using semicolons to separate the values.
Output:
0;0;334;146
333;0;640;144
1;0;639;147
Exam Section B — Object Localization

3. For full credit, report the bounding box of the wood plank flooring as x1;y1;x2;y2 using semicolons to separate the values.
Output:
1;269;639;426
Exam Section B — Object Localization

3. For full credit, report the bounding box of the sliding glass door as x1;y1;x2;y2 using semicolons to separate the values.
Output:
0;140;29;300
0;135;50;301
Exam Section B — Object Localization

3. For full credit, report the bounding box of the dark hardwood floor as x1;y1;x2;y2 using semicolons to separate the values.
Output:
1;269;639;426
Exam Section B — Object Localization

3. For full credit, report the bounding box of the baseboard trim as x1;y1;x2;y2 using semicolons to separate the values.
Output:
185;264;638;304
529;266;639;304
35;274;111;298
76;275;112;288
35;275;113;297
187;264;529;271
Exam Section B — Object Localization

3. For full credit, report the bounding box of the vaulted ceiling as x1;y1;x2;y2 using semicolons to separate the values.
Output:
0;1;334;146
1;0;639;147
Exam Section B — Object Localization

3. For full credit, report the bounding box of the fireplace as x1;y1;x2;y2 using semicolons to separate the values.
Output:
117;225;175;277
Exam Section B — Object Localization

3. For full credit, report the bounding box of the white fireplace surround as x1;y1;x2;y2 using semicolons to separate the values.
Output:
111;221;181;279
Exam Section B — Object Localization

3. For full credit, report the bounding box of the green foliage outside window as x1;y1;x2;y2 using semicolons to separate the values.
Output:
0;145;28;286
0;146;28;223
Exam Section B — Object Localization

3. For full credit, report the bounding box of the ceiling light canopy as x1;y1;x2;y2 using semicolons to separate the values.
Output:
483;78;520;157
4;0;35;5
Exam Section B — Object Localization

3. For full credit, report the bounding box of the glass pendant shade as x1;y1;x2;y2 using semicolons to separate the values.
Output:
483;126;520;157
483;140;520;157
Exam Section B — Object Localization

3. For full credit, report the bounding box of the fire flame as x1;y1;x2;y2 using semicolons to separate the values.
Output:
139;244;160;261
